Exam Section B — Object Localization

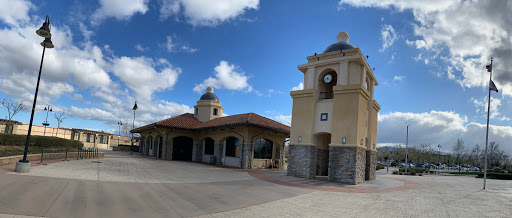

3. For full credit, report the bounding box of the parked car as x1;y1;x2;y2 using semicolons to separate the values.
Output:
469;167;480;171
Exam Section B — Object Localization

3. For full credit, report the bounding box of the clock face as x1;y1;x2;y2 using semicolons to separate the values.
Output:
323;74;333;84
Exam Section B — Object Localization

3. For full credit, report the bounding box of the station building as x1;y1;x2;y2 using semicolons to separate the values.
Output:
131;87;290;169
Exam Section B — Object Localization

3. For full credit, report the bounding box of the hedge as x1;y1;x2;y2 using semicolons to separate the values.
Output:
476;173;512;180
0;133;82;149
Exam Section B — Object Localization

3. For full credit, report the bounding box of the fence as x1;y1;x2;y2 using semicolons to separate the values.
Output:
78;147;99;159
39;148;68;165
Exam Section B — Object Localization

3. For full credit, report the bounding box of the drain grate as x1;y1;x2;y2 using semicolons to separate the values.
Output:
91;161;102;163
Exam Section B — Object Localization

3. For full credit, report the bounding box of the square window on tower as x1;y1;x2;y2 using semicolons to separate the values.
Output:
213;108;218;116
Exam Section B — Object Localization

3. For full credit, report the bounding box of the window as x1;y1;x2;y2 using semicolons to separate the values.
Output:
204;138;214;155
99;135;108;144
86;133;93;142
195;108;198;115
225;137;239;157
253;138;273;159
213;108;218;116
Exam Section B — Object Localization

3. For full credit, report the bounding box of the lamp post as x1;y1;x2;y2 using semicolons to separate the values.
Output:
15;15;54;173
118;121;122;147
438;144;442;167
130;101;138;155
43;105;52;136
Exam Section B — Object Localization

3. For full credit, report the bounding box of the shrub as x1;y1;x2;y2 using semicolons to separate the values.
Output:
0;133;81;149
399;172;403;175
419;173;423;176
476;173;512;180
409;170;417;175
393;170;398;174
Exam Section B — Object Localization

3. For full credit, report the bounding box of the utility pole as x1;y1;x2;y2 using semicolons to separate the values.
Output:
405;125;409;173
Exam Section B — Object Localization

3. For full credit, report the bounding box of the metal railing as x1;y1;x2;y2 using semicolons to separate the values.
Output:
78;147;99;159
39;148;68;165
320;91;334;99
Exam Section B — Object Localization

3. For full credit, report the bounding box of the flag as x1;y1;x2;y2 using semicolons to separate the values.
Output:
486;64;492;72
490;80;498;92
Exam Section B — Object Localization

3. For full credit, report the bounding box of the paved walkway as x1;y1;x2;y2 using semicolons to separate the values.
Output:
0;151;510;217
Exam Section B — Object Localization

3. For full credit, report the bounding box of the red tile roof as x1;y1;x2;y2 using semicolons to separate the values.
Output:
131;113;290;135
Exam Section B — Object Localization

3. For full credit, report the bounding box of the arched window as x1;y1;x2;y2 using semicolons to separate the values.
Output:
225;137;239;157
204;138;214;155
253;138;273;159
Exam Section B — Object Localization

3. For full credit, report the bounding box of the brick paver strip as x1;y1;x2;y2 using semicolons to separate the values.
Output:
248;170;420;193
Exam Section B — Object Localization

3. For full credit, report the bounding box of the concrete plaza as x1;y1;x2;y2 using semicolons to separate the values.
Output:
0;150;510;218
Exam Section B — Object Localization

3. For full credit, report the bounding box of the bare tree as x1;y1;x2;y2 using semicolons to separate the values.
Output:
452;138;465;172
53;112;67;128
1;99;25;121
471;144;482;169
488;142;505;168
122;122;130;136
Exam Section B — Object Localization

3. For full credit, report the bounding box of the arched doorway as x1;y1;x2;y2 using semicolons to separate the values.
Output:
172;136;193;161
315;133;331;177
253;138;273;159
204;138;215;155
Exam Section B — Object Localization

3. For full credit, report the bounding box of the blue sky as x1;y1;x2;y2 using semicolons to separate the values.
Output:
1;0;512;154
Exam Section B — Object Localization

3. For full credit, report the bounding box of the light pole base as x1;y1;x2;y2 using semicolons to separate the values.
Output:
15;161;31;173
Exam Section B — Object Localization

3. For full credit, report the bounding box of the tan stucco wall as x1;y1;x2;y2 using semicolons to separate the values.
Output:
194;100;223;122
13;124;72;139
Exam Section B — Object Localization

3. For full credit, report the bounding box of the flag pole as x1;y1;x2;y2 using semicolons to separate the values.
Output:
483;57;493;190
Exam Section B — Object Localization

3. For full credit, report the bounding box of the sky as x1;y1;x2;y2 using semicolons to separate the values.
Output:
1;0;512;155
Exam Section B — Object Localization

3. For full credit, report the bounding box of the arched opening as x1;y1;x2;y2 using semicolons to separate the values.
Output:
172;136;193;161
314;133;331;177
225;137;239;157
253;138;273;159
204;137;215;155
318;69;337;99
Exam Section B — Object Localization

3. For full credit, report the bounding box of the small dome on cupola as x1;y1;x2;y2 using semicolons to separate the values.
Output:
323;31;356;53
199;87;219;101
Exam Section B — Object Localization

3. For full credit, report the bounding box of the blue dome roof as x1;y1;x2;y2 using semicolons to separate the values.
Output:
200;92;218;101
323;42;356;53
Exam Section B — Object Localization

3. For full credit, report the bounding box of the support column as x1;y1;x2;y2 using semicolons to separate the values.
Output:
195;143;203;161
166;138;173;160
213;142;222;164
287;144;317;179
161;136;167;160
240;144;250;169
365;150;377;180
328;146;366;184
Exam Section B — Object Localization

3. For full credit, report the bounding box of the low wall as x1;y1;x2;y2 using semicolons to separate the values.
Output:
0;152;105;166
112;146;139;152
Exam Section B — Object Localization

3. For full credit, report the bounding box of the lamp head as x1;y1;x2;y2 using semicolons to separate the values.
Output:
44;107;47;111
132;101;138;110
40;37;54;48
36;20;51;38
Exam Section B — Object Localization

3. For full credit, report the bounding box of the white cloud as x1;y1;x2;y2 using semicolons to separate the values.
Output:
91;0;149;25
393;76;405;82
274;114;291;126
0;0;33;26
193;61;253;93
135;44;149;52
339;0;512;96
160;0;259;26
111;57;181;100
379;24;398;52
378;110;512;155
291;82;304;91
163;35;198;53
472;96;510;121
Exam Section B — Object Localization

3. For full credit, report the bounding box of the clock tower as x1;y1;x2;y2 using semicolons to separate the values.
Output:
287;31;380;184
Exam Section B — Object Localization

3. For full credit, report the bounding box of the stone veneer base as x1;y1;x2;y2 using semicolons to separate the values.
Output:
287;144;317;179
328;146;367;185
365;150;377;181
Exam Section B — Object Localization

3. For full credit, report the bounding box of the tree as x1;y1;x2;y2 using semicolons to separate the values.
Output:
471;144;482;169
1;99;25;121
122;122;130;136
452;138;465;171
53;112;67;128
487;142;505;168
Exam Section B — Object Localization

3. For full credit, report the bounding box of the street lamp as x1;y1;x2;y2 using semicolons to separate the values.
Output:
15;15;54;173
405;125;409;173
43;105;52;136
130;101;138;155
117;121;122;147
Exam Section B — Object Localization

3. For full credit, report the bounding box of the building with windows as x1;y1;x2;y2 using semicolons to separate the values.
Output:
287;31;380;184
131;87;290;169
71;129;113;149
